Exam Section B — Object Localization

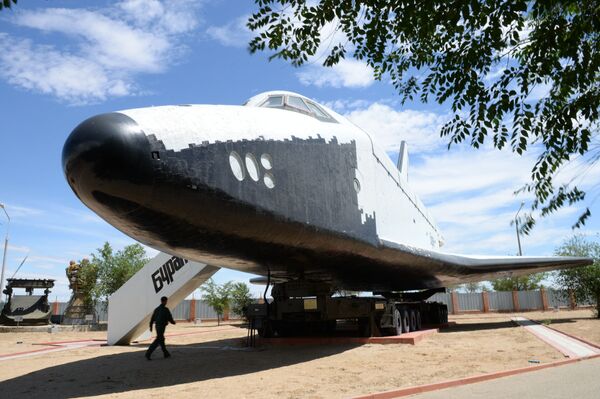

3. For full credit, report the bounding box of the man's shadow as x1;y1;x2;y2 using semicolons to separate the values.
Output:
0;336;354;399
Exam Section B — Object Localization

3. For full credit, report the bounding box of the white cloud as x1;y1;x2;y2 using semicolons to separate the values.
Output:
0;36;132;104
209;13;374;89
1;203;44;219
527;82;552;102
410;148;535;199
0;1;202;104
118;0;199;34
28;255;69;266
297;59;374;88
323;98;372;112
335;99;598;257
7;244;30;253
344;103;448;153
206;15;251;47
410;147;598;255
296;19;374;89
14;8;171;73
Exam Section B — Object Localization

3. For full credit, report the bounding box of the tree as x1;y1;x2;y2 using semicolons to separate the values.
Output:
89;242;147;304
77;258;99;309
249;1;599;232
0;0;17;11
201;279;234;325
462;282;484;293
555;235;600;318
230;282;254;320
491;273;547;291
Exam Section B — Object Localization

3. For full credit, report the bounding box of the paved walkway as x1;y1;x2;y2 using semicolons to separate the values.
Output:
512;316;600;358
0;340;104;361
408;356;600;399
0;326;239;361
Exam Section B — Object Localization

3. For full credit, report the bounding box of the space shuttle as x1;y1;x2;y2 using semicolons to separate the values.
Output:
62;91;590;294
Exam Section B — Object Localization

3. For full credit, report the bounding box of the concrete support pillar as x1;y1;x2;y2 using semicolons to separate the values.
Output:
569;290;577;310
540;289;549;311
482;291;490;313
189;299;196;322
512;291;520;312
107;252;219;346
451;292;460;315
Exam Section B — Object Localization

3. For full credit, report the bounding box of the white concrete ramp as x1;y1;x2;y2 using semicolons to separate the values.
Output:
512;316;600;358
107;252;219;345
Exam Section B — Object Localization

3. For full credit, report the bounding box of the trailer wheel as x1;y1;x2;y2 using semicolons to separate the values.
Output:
326;320;337;334
415;310;422;331
393;308;402;335
409;310;417;332
358;318;371;337
257;320;273;338
401;310;410;333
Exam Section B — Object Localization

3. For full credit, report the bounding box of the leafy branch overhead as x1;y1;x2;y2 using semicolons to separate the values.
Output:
0;0;17;11
248;0;600;233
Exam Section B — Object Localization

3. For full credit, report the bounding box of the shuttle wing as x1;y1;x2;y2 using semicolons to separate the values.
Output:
381;239;592;287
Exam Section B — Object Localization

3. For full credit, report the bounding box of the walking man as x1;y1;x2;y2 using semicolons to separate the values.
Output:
145;296;176;360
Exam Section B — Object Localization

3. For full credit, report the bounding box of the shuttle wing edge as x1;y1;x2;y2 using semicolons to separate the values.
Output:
380;239;592;282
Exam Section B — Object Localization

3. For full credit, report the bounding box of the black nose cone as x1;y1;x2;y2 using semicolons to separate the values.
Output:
62;112;155;217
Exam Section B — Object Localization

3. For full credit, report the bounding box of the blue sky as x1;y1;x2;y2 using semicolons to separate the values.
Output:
1;0;598;300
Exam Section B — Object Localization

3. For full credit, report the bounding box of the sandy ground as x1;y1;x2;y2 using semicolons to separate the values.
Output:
0;313;587;399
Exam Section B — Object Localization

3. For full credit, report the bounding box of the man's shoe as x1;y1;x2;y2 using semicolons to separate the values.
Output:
145;353;152;361
164;353;171;358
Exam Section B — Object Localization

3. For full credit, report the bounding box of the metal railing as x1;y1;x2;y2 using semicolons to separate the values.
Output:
427;289;594;314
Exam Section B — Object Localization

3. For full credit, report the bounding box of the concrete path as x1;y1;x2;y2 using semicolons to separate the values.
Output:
0;340;104;361
512;316;600;358
0;326;238;361
408;356;600;399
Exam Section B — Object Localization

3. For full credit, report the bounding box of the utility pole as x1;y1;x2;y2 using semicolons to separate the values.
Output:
0;203;10;299
514;201;524;257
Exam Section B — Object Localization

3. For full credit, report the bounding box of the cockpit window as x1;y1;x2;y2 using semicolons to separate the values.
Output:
262;95;284;107
258;95;338;123
287;96;311;113
305;101;331;120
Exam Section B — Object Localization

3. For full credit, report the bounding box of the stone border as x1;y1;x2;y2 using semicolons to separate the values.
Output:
352;354;600;399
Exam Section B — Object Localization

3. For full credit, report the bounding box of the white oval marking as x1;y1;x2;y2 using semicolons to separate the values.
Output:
229;151;245;181
264;173;275;189
260;153;273;170
245;153;260;181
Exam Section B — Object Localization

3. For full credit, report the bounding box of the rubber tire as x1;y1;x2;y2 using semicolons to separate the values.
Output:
401;310;410;333
393;308;402;335
415;310;422;331
326;320;337;335
409;310;417;332
257;321;273;338
358;318;371;337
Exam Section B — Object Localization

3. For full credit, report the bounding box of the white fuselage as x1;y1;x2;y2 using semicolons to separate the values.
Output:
119;100;443;252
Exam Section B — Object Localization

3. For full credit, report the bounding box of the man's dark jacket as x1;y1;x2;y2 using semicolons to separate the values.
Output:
150;304;174;328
